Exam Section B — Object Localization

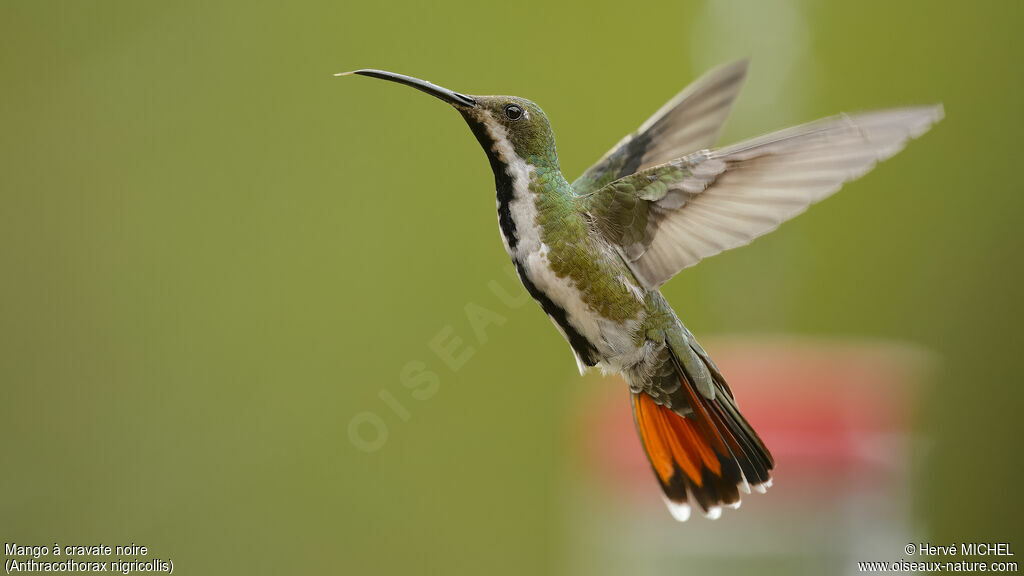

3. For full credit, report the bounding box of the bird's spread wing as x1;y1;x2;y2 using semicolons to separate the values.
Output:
571;60;749;195
582;106;944;288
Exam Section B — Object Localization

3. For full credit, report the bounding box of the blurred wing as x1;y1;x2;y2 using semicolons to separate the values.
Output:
583;106;944;288
572;60;749;195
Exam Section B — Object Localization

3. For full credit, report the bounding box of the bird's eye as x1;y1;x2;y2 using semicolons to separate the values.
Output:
504;104;524;120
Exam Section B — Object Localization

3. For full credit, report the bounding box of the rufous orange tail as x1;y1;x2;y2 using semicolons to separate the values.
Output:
631;350;773;520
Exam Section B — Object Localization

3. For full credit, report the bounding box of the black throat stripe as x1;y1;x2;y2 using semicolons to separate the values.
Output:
462;114;596;366
463;117;518;250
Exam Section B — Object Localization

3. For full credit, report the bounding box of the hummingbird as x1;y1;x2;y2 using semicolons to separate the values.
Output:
339;62;942;521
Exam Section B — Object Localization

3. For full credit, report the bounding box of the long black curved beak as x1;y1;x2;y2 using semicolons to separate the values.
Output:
337;69;476;108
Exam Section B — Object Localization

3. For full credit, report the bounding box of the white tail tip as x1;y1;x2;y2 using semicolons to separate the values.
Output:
663;499;691;522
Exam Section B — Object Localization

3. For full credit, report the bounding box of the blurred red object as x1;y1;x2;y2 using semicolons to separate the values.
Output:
580;335;934;497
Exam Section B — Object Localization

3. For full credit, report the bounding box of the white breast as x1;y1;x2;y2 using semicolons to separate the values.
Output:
481;111;644;373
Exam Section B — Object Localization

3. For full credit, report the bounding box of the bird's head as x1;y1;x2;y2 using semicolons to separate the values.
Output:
340;69;559;171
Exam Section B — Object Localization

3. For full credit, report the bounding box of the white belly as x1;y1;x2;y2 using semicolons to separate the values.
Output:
492;154;645;373
520;243;645;373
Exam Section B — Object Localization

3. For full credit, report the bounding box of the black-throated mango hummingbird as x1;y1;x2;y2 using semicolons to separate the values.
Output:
340;61;942;521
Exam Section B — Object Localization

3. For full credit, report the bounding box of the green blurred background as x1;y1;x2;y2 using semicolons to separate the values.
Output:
2;1;1021;574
